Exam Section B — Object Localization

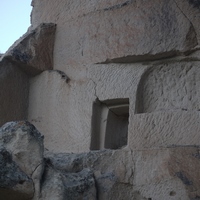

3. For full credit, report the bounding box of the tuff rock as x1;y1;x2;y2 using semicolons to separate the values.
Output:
0;121;44;200
0;147;34;200
2;23;56;75
31;0;200;66
1;122;200;199
0;23;56;126
27;0;200;154
1;0;200;199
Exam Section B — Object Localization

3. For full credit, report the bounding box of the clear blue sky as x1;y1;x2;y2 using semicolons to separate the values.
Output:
0;0;32;53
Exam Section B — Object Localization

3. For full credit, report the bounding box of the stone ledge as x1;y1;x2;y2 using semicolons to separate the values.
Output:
1;23;56;76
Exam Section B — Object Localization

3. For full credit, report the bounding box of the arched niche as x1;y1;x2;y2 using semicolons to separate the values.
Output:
136;62;200;113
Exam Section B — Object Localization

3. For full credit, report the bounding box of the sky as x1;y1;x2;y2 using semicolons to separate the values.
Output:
0;0;32;53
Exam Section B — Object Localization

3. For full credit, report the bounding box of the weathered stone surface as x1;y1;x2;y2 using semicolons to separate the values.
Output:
132;147;200;200
0;60;29;126
0;121;44;200
43;150;135;200
136;62;200;113
44;147;200;199
129;111;200;150
31;0;198;67
0;121;200;199
3;23;56;75
175;0;200;44
0;147;34;200
40;166;96;200
0;23;56;126
28;60;200;153
28;64;148;153
1;0;200;199
28;0;200;155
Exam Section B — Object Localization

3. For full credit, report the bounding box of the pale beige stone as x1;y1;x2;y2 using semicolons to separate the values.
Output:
136;62;200;113
28;60;200;153
129;111;200;149
31;0;198;69
2;1;200;198
28;0;200;155
28;64;148;153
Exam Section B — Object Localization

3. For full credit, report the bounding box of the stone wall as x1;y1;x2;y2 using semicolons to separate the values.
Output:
28;0;200;153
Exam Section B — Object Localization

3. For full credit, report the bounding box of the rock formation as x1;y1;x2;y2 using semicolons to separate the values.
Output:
0;0;200;199
28;0;200;153
0;121;43;200
1;121;200;200
0;23;56;126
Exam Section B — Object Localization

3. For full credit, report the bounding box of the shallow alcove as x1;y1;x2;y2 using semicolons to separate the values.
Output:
135;63;200;114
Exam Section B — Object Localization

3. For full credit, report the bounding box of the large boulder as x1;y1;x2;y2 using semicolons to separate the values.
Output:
40;166;96;200
0;147;34;200
0;121;44;200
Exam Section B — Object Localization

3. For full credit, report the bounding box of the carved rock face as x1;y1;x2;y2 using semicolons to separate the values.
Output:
1;0;200;198
31;0;199;66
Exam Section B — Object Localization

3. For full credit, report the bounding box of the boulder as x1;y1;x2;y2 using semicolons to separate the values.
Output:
44;147;200;200
40;166;96;200
0;121;200;199
43;150;137;200
0;121;44;200
0;147;34;200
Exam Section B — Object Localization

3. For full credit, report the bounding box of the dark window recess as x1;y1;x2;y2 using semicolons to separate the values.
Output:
90;98;129;150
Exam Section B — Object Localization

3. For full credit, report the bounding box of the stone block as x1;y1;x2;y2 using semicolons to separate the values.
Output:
3;23;56;76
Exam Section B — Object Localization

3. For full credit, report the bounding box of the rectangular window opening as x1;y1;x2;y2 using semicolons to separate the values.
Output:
90;98;129;150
